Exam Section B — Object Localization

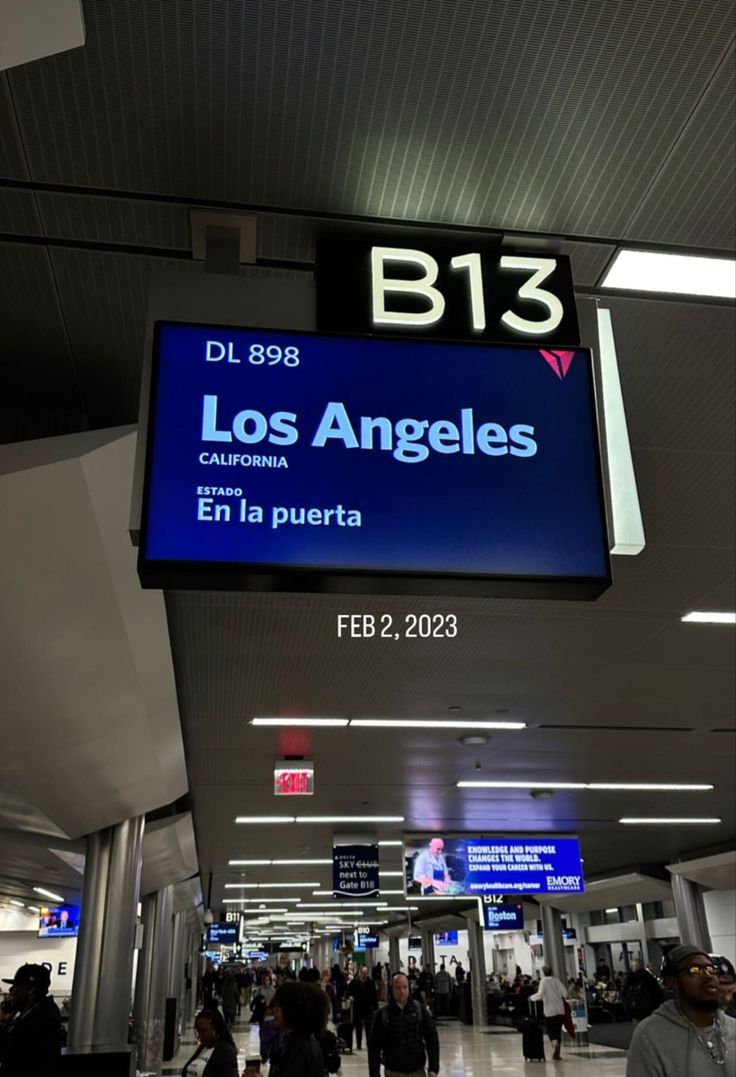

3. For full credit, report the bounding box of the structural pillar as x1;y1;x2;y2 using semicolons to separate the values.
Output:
66;816;145;1076
467;919;488;1026
133;885;174;1077
420;928;436;971
168;910;188;1057
389;936;401;974
671;874;712;951
541;904;566;982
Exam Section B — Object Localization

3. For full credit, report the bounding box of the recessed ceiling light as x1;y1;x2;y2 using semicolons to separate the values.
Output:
530;790;555;800
351;719;525;730
619;818;722;825
252;718;349;727
601;250;736;299
681;611;736;625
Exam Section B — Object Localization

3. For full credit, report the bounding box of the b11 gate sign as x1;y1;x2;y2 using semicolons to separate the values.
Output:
405;836;584;896
138;323;610;598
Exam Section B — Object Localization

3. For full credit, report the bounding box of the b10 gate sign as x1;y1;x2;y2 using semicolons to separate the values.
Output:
405;836;585;895
138;323;610;598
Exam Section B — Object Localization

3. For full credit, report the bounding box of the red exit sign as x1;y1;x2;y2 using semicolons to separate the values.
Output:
274;760;314;796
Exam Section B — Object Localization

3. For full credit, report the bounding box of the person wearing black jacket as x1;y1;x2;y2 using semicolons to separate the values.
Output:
349;966;379;1049
252;981;328;1077
0;964;62;1077
181;1009;238;1077
368;973;440;1077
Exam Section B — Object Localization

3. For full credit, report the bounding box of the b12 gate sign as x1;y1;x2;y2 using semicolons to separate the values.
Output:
138;323;610;598
405;836;584;895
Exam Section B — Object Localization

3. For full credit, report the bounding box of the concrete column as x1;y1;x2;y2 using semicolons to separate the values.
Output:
671;874;712;951
389;936;401;974
133;885;174;1076
168;911;188;1054
541;904;566;982
420;928;436;971
635;905;651;966
67;815;145;1071
68;829;112;1050
94;816;146;1050
467;919;487;1026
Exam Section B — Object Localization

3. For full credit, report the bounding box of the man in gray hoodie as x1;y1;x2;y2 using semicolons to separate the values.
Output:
626;945;736;1076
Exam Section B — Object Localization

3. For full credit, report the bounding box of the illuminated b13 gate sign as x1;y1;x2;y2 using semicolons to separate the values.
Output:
317;236;580;346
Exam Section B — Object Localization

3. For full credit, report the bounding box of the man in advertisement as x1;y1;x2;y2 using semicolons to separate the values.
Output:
412;838;451;895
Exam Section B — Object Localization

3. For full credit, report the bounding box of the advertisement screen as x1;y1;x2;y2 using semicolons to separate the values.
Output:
404;836;584;896
38;906;79;938
436;931;459;945
139;324;609;598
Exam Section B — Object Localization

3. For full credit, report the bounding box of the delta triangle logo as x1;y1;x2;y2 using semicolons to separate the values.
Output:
539;349;575;379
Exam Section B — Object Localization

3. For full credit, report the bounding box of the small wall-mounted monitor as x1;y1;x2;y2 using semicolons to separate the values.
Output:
38;906;79;938
436;931;459;945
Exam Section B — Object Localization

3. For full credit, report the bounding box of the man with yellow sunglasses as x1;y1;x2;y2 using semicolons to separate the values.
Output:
626;945;736;1075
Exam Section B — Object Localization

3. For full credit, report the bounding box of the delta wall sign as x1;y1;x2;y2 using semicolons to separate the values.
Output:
137;322;610;598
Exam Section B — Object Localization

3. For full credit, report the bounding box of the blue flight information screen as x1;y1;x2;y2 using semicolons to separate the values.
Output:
481;904;525;931
139;323;610;597
405;836;585;895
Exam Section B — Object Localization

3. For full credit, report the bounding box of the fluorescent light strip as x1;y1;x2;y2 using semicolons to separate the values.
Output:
379;841;402;847
223;898;303;904
10;900;25;907
619;818;721;825
228;859;272;866
351;719;525;730
682;611;736;625
380;872;405;877
224;882;317;889
296;816;404;824
252;718;349;727
237;908;289;914
312;889;404;897
235;816;296;824
33;887;64;902
299;902;388;909
600;250;736;299
458;781;713;791
272;859;333;866
27;906;40;913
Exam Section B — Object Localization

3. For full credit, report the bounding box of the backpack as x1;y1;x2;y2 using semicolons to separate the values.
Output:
318;1029;341;1074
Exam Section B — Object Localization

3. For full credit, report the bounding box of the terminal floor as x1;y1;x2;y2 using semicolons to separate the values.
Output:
163;1017;629;1075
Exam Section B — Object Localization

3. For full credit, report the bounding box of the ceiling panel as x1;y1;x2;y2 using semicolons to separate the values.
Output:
5;1;734;244
0;73;28;178
624;45;736;248
0;242;81;411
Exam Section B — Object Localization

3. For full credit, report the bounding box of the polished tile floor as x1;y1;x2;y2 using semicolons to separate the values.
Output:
164;1017;628;1075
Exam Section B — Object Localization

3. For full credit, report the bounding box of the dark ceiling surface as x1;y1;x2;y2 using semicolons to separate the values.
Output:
0;1;734;917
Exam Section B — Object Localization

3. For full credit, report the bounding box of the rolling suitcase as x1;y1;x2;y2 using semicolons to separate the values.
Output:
519;1001;545;1062
336;1020;354;1053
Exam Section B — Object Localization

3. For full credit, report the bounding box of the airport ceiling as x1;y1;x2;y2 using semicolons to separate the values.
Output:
0;1;734;922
